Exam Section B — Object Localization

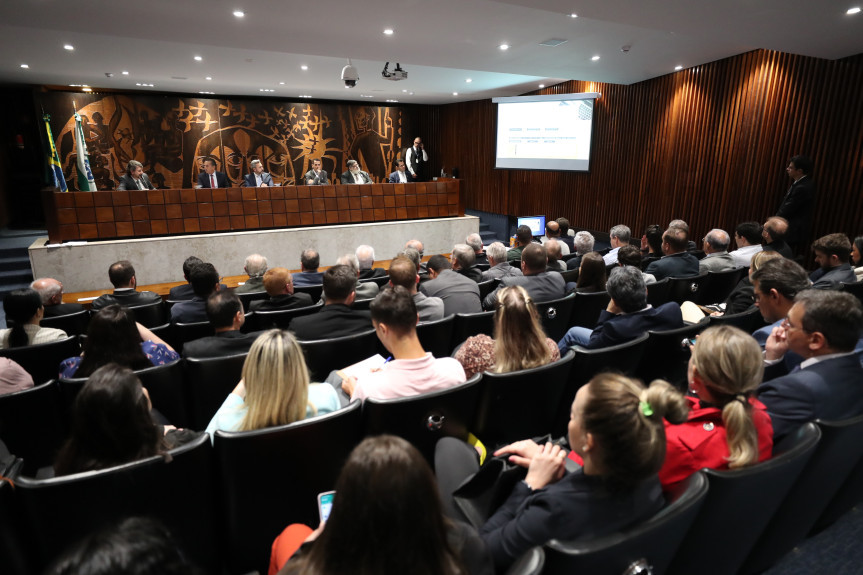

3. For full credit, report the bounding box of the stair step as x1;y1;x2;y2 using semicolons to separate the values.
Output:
0;282;33;299
0;269;33;284
0;255;30;272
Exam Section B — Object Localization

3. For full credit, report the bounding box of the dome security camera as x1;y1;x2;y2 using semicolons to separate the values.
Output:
341;60;359;88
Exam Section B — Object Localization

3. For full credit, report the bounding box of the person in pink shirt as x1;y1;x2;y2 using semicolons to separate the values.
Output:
342;286;466;402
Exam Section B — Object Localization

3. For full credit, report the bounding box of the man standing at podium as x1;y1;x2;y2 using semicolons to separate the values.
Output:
242;159;275;187
405;137;428;181
116;160;155;190
304;158;329;185
197;157;229;188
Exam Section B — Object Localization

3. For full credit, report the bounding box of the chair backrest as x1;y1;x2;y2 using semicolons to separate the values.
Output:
474;350;575;448
569;291;611;329
535;293;576;342
292;283;323;302
554;333;649;435
645;278;671;308
707;306;768;333
507;547;546;575
636;321;709;391
814;442;863;533
0;477;30;575
560;268;579;284
697;267;747;305
352;297;374;310
840;280;863;306
416;315;456;358
666;422;821;575
741;415;863;574
359;274;390;288
40;309;90;336
0;336;80;385
214;401;363;575
247;302;323;331
666;272;709;305
544;472;709;575
478;278;500;300
299;329;380;383
236;290;269;312
15;434;218;573
127;300;168;328
362;373;482;464
184;353;248;430
452;310;496;349
170;321;214;353
0;381;67;475
476;263;491;271
135;361;189;428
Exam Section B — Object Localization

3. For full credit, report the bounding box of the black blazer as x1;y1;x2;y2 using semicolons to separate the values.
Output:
241;172;275;187
288;304;372;341
182;330;260;359
91;289;162;311
197;171;230;188
117;173;155;190
43;302;85;317
249;293;314;312
776;176;816;245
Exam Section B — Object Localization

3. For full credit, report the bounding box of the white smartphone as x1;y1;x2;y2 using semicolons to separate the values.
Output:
317;491;335;523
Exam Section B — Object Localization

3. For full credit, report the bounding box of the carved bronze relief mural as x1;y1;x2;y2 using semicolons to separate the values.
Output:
39;92;409;190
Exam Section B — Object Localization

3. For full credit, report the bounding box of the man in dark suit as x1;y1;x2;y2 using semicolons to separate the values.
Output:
758;290;863;440
116;160;155;191
451;244;483;283
466;233;489;266
484;243;566;309
645;227;700;280
420;255;482;316
197;157;229;189
303;158;329;185
356;245;387;280
555;217;576;252
776;154;817;252
388;159;410;183
482;242;523;281
241;159;275;187
170;262;220;323
182;291;260;359
558;266;683;352
809;233;856;290
761;217;794;259
90;260;162;311
292;249;325;287
340;159;372;184
30;277;84;317
168;256;202;301
289;265;372;340
249;267;315;312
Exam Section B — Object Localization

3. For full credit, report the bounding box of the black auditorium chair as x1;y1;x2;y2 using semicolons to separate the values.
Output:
359;275;390;288
299;329;380;383
666;422;820;575
451;310;496;350
741;415;863;574
362;373;482;464
292;284;323;302
535;293;576;342
560;268;579;284
646;277;671;308
707;306;768;333
15;434;218;573
477;278;500;301
636;321;709;391
351;297;374;311
416;315;456;358
127;300;168;328
135;361;189;428
543;472;709;575
0;476;29;575
697;267;747;305
214;401;363;575
841;280;863;306
813;444;863;533
475;263;490;272
170;321;214;354
473;350;575;449
236;290;268;312
568;291;611;330
666;272;709;305
0;336;80;385
0;381;67;476
40;309;90;336
246;302;322;331
184;353;248;430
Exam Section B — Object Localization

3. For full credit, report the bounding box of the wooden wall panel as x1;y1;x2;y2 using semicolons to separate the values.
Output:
434;50;863;243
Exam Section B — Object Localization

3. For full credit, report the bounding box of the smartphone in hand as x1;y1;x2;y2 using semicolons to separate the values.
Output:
317;491;335;523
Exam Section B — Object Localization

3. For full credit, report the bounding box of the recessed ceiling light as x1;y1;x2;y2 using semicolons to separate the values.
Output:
83;88;92;92
409;92;414;95
570;13;578;18
360;95;374;98
299;94;313;98
259;88;275;92
199;91;215;94
499;44;509;51
20;64;28;69
452;92;459;96
69;84;81;87
848;6;861;14
233;9;245;17
82;84;89;87
64;44;74;51
122;70;129;75
674;65;683;71
538;84;545;88
383;28;394;35
300;65;308;71
386;99;398;103
466;78;472;83
279;81;285;85
402;89;407;93
591;55;600;61
194;55;203;61
205;76;212;80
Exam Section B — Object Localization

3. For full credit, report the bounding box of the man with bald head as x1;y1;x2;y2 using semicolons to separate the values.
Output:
249;267;315;312
545;239;566;271
762;217;793;259
356;245;386;280
389;256;444;322
541;220;570;256
699;229;737;272
234;254;268;294
292;249;324;287
31;277;84;318
483;243;566;309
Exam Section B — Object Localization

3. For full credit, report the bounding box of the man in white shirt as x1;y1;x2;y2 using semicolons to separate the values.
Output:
603;225;631;266
729;221;764;268
405;137;429;181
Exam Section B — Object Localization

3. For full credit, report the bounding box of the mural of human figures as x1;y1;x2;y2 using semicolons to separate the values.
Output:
42;92;410;190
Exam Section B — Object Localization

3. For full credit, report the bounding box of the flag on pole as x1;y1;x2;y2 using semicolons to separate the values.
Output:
43;114;67;192
73;111;96;191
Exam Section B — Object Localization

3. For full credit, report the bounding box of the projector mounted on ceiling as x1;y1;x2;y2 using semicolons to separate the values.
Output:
382;62;408;81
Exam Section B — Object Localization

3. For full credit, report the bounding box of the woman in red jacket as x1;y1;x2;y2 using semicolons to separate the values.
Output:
659;325;773;489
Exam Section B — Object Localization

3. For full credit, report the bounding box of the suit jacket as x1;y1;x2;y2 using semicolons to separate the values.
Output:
91;289;162;311
645;252;700;281
241;172;275;187
763;240;794;259
810;264;856;290
170;296;209;324
420;269;482;316
289;304;372;341
197;171;230;188
481;262;523;281
249;292;314;312
358;268;387;280
587;302;684;349
698;252;737;273
182;330;259;359
43;302;85;317
414;292;445;322
776;176;816;245
303;169;329;185
388;170;410;183
340;170;372;184
457;266;484;284
117;173;155;191
474;253;489;266
484;271;566;310
291;271;325;287
168;283;228;301
758;354;863;440
566;254;583;271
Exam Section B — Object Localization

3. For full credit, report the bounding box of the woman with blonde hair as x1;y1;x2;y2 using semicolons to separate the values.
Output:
205;330;340;435
454;285;559;378
659;325;773;489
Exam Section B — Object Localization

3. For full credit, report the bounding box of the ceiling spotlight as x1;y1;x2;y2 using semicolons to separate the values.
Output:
360;95;374;98
20;64;29;69
386;99;398;103
299;94;313;98
233;9;245;17
499;43;510;51
194;55;203;61
538;84;545;88
64;44;74;51
466;78;472;83
409;92;414;95
570;13;578;18
205;76;212;80
199;91;215;94
847;6;861;13
383;28;394;35
402;89;407;92
301;65;308;71
122;70;129;75
591;55;600;61
674;65;683;71
279;81;285;85
453;92;458;96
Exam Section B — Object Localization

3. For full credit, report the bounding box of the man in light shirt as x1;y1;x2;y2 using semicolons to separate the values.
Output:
729;222;764;268
340;159;372;184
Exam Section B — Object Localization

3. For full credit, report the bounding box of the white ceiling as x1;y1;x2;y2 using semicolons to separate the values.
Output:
0;0;860;104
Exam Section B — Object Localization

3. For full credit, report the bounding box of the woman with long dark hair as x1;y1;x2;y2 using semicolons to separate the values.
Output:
852;235;863;282
574;251;607;293
0;288;67;349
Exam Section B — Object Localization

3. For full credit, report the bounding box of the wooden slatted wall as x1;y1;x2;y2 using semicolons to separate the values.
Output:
429;49;863;242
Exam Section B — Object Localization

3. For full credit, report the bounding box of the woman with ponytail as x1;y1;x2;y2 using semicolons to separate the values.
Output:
0;288;67;349
659;325;773;489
